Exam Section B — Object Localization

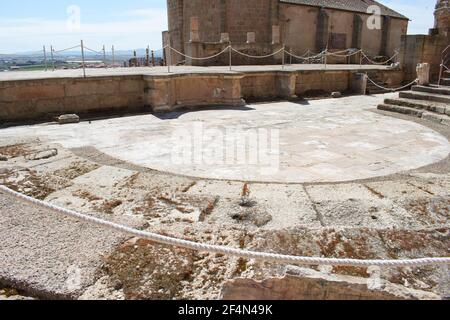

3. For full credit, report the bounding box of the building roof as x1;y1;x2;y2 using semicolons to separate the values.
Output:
279;0;409;20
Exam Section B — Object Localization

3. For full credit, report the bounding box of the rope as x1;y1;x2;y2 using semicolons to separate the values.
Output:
441;63;449;71
1;185;448;268
53;45;81;54
362;51;398;65
326;50;362;58
169;46;230;60
231;47;284;59
366;76;418;92
83;47;103;55
285;50;326;61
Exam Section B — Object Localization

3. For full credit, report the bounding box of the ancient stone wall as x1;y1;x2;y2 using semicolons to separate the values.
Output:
279;4;408;58
0;76;145;122
400;35;449;83
167;0;408;66
0;68;404;123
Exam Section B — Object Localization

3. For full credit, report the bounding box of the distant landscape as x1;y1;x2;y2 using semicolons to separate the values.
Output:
0;48;164;72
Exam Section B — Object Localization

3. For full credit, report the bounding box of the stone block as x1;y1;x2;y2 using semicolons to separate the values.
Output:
247;32;256;44
58;114;80;124
272;26;280;44
221;267;440;300
331;92;342;98
220;33;230;43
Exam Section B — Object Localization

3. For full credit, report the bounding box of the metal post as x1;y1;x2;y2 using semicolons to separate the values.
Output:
229;41;232;71
112;45;115;68
289;49;292;65
43;46;48;71
50;46;55;71
146;46;150;67
151;50;155;67
102;45;106;68
324;49;327;69
282;45;285;70
360;50;363;66
80;40;86;78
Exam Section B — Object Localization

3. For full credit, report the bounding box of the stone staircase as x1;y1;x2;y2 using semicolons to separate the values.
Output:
377;85;450;127
440;69;450;86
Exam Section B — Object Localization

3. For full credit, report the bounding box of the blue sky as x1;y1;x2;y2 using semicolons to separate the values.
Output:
0;0;436;53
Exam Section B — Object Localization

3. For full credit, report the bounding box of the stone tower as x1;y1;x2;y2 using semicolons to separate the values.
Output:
434;0;450;36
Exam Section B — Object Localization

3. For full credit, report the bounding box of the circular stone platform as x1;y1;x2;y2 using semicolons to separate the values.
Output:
2;95;450;183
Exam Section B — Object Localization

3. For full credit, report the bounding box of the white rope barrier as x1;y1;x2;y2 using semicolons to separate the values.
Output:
327;50;362;58
285;50;325;61
362;51;398;65
231;47;285;59
441;63;449;71
1;185;448;268
169;46;230;61
53;45;81;54
83;46;103;55
366;76;418;92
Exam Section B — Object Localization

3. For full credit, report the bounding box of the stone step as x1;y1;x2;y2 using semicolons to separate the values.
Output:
412;85;450;96
384;98;450;115
377;104;450;127
367;82;390;94
377;104;424;117
422;112;450;126
399;90;450;104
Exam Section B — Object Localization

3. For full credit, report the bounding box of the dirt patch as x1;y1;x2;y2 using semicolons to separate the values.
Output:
72;189;102;202
0;169;58;200
95;199;123;215
54;161;100;180
101;238;195;300
0;144;30;159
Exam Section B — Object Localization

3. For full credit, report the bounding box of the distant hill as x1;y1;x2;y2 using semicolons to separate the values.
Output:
0;48;163;59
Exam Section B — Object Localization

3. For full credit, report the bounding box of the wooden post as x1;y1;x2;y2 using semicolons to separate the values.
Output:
50;45;55;71
80;40;86;78
112;45;115;68
102;45;106;68
43;46;48;71
229;41;232;71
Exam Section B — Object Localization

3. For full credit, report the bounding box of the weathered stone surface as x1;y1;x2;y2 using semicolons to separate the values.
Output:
58;114;80;125
331;91;342;98
416;63;430;86
0;189;146;299
27;149;58;161
221;267;441;300
378;104;424;117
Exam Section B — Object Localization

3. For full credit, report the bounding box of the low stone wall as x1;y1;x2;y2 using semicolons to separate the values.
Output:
144;73;244;112
0;68;404;123
0;76;145;122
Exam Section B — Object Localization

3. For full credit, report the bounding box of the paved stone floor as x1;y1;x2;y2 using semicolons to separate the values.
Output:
0;64;389;81
1;92;449;299
1;93;449;183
